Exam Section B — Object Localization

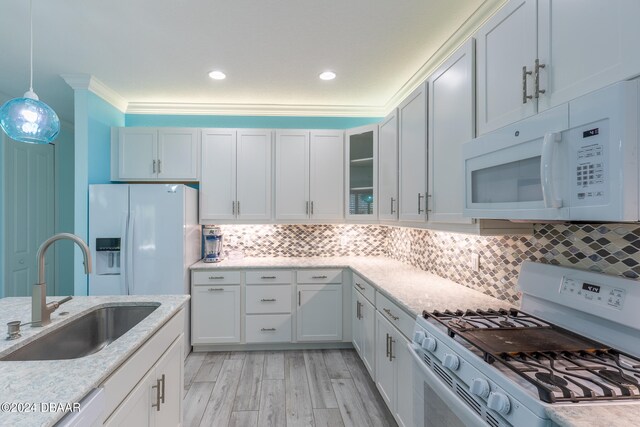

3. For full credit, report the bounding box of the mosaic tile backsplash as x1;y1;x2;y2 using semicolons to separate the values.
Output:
216;223;640;305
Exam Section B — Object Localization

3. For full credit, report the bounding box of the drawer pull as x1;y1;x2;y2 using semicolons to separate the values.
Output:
312;275;328;279
208;287;224;291
261;328;276;332
355;282;366;290
383;308;399;321
208;276;225;280
261;276;277;279
260;298;277;302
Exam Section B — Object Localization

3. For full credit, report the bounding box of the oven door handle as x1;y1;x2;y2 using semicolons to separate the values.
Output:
408;343;487;427
540;132;563;209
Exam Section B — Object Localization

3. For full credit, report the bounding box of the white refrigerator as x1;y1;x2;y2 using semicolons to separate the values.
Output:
88;184;199;356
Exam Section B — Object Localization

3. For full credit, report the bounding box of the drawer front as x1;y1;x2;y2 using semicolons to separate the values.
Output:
375;292;414;339
246;270;292;285
352;273;375;303
192;270;241;285
246;285;292;314
246;314;292;343
297;269;343;284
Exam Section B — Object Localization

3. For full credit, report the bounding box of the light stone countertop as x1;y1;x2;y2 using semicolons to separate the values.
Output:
191;256;510;316
191;255;640;427
0;295;189;427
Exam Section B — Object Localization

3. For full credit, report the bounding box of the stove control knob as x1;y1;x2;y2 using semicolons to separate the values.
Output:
442;353;459;371
469;378;491;399
422;337;437;352
413;331;426;345
487;392;511;415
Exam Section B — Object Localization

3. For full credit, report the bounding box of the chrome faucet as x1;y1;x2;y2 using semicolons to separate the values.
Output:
32;233;92;327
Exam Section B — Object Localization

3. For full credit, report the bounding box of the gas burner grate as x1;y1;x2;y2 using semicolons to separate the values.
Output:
423;308;640;403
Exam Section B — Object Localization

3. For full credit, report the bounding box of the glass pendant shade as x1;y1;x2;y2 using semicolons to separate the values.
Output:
0;91;60;144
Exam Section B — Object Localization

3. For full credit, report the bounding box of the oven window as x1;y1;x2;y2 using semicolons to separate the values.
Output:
423;381;466;427
472;156;542;203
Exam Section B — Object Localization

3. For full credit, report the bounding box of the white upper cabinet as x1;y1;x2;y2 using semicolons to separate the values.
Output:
398;82;428;223
310;131;344;220
112;127;199;181
275;129;344;221
537;0;640;111
477;0;640;135
428;39;475;224
378;110;399;221
345;125;378;220
200;129;272;222
476;0;537;135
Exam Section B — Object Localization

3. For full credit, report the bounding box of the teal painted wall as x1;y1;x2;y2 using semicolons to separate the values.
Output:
125;115;382;129
89;93;125;184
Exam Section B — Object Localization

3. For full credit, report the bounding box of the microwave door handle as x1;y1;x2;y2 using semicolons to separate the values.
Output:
540;132;563;208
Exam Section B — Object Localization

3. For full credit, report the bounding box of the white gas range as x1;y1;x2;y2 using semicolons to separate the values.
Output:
410;261;640;427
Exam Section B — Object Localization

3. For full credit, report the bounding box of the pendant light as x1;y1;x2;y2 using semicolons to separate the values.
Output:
0;0;60;144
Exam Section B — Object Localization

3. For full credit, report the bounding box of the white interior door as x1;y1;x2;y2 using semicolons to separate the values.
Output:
3;137;55;297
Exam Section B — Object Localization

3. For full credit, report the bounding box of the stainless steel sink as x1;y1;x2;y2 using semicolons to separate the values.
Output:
1;304;159;361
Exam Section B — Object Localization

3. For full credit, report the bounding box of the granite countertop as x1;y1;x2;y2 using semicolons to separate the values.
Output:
191;256;510;316
0;295;189;427
192;256;640;427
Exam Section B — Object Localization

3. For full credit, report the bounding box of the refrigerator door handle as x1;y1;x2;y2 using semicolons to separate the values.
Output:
120;212;129;295
127;212;135;295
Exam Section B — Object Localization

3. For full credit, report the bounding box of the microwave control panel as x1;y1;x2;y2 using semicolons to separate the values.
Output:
571;119;609;205
560;276;626;310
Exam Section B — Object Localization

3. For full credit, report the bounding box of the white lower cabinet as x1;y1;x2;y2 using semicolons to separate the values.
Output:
375;312;413;427
191;284;241;344
352;286;375;376
296;284;343;342
101;310;184;426
246;314;292;343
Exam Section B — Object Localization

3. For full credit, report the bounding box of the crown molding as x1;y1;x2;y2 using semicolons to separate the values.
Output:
382;0;508;115
61;73;128;113
125;102;386;117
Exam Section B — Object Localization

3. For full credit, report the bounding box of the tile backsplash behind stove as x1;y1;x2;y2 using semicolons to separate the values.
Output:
216;223;640;305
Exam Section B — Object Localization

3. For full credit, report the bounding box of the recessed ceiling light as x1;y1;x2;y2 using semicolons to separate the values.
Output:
319;71;336;81
208;70;226;80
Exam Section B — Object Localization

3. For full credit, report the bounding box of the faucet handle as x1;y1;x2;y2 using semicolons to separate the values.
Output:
48;296;73;311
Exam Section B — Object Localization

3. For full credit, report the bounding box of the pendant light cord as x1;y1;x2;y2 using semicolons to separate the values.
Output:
29;0;34;92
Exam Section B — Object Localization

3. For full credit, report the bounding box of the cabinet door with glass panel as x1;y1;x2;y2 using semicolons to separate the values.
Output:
345;125;378;220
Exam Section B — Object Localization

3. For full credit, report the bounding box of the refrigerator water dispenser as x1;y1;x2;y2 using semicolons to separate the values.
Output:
95;238;121;275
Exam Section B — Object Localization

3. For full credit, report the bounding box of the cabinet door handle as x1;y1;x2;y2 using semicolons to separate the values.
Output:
208;287;224;291
237;201;240;215
153;159;157;174
298;291;301;306
522;65;533;103
534;59;546;98
390;197;395;214
260;298;276;302
261;276;276;279
306;201;309;215
261;327;277;332
389;337;396;361
208;276;225;280
159;373;166;404
383;307;399;321
426;193;432;213
158;159;162;174
417;193;425;214
355;282;365;290
232;201;236;215
312;275;328;279
385;333;390;358
356;300;362;320
310;201;314;215
151;378;162;411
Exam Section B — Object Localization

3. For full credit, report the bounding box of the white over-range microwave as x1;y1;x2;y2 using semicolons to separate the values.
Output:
463;81;639;221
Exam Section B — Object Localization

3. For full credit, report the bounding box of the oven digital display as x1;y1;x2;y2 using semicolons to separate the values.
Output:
583;128;599;138
582;282;601;293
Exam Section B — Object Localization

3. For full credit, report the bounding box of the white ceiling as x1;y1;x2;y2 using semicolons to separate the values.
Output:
0;0;503;123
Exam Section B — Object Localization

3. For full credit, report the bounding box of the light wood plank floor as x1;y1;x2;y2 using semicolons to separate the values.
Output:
183;349;397;427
